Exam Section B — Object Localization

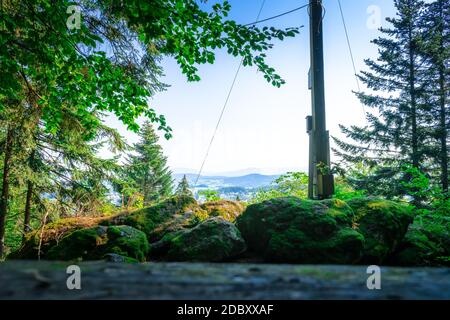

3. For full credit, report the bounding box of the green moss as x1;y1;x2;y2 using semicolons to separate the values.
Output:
103;196;203;243
106;226;123;239
390;228;438;266
10;217;101;259
165;217;246;262
45;225;149;262
201;200;245;222
104;226;149;262
189;209;210;227
322;199;355;225
140;196;199;234
347;198;414;264
46;227;107;261
236;197;364;264
389;212;449;266
266;225;363;264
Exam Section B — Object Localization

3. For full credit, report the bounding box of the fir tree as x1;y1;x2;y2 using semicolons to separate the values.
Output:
0;0;298;257
176;175;193;198
124;122;173;206
419;0;450;194
334;0;428;202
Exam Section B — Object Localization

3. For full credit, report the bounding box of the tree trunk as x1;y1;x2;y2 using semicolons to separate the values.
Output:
438;62;448;194
409;37;419;169
22;180;33;243
408;27;420;207
0;126;14;257
437;0;448;194
22;149;37;243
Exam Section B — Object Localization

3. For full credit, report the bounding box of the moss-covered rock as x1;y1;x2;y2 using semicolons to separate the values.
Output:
45;226;107;260
347;198;414;264
104;226;149;262
236;197;364;264
10;217;103;259
13;196;203;260
103;195;207;242
158;217;246;262
388;226;441;266
201;200;245;222
388;213;449;267
45;225;149;262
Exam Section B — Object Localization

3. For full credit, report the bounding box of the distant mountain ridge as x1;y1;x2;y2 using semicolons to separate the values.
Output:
171;167;307;177
173;173;279;189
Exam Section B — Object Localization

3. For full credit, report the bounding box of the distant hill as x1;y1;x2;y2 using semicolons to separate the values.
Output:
173;173;279;189
222;174;279;188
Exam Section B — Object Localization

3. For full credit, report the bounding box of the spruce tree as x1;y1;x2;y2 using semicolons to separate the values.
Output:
420;0;449;194
334;0;428;202
176;175;193;198
125;122;173;206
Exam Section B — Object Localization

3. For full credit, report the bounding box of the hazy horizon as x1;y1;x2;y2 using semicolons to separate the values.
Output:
171;166;307;177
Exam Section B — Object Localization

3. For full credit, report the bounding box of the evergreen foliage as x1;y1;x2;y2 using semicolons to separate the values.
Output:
176;175;193;198
119;122;173;206
334;0;449;205
0;0;298;257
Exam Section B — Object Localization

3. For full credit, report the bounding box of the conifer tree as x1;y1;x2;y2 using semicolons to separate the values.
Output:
176;175;193;198
124;122;173;206
334;0;428;202
0;0;298;257
419;0;449;194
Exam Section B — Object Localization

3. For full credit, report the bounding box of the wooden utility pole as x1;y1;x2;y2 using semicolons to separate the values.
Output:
307;0;334;199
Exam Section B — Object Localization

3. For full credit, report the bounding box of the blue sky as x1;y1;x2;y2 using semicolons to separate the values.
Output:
105;0;397;176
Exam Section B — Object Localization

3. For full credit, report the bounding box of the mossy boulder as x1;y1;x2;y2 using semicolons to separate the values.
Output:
45;225;149;262
45;226;107;260
13;196;204;260
347;198;414;264
154;217;246;262
104;226;149;261
103;195;207;243
388;213;450;266
10;217;103;259
236;197;364;264
201;200;245;222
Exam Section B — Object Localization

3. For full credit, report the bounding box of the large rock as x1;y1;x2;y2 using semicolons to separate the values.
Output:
13;196;207;261
10;217;104;259
347;198;414;264
154;217;246;262
201;200;245;222
236;197;364;264
103;196;208;242
46;225;149;262
388;213;449;267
